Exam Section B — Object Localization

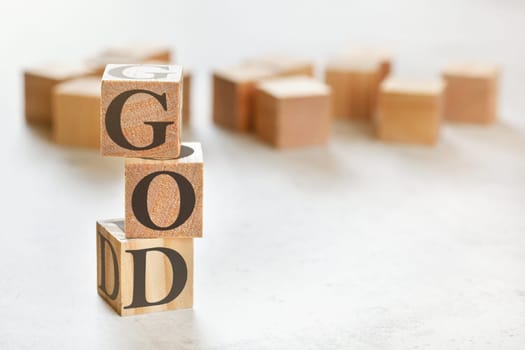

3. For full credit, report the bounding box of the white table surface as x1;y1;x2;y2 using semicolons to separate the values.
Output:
1;0;525;348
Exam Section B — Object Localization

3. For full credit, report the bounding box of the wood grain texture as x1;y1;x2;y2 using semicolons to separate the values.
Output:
254;76;331;148
96;219;193;316
442;63;499;124
212;65;275;132
24;62;96;124
375;78;444;145
244;54;314;77
52;77;101;148
125;142;203;238
183;71;191;124
325;58;381;120
100;64;183;158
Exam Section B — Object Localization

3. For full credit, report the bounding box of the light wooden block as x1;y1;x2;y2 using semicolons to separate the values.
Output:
102;43;172;63
212;65;275;131
244;54;314;77
87;44;172;77
125;142;203;238
97;219;193;316
325;58;381;119
86;54;158;77
24;62;96;124
52;77;101;148
376;78;445;145
254;76;331;148
442;63;499;124
183;71;191;124
339;47;393;81
101;64;183;158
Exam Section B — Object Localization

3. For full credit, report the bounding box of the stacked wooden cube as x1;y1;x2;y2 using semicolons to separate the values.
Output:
24;44;192;149
97;64;202;316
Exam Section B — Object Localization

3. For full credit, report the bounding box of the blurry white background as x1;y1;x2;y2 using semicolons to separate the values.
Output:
1;0;525;349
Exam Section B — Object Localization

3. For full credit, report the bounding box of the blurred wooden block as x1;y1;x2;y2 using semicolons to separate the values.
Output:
376;78;444;145
125;142;203;238
97;219;193;316
87;44;172;76
86;54;142;77
254;76;331;148
244;54;314;77
52;77;101;148
339;47;393;81
183;71;191;124
212;65;275;131
101;64;183;158
24;62;96;124
442;63;499;124
325;58;381;119
102;43;171;62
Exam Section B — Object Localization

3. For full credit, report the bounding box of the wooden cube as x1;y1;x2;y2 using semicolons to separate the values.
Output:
244;54;314;77
97;219;193;316
101;43;172;63
101;64;183;158
51;77;101;148
24;62;96;124
442;63;499;124
87;44;172;77
125;142;203;238
86;54;145;77
183;70;191;124
376;78;444;145
254;76;331;148
339;47;393;81
212;65;275;131
325;57;381;119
